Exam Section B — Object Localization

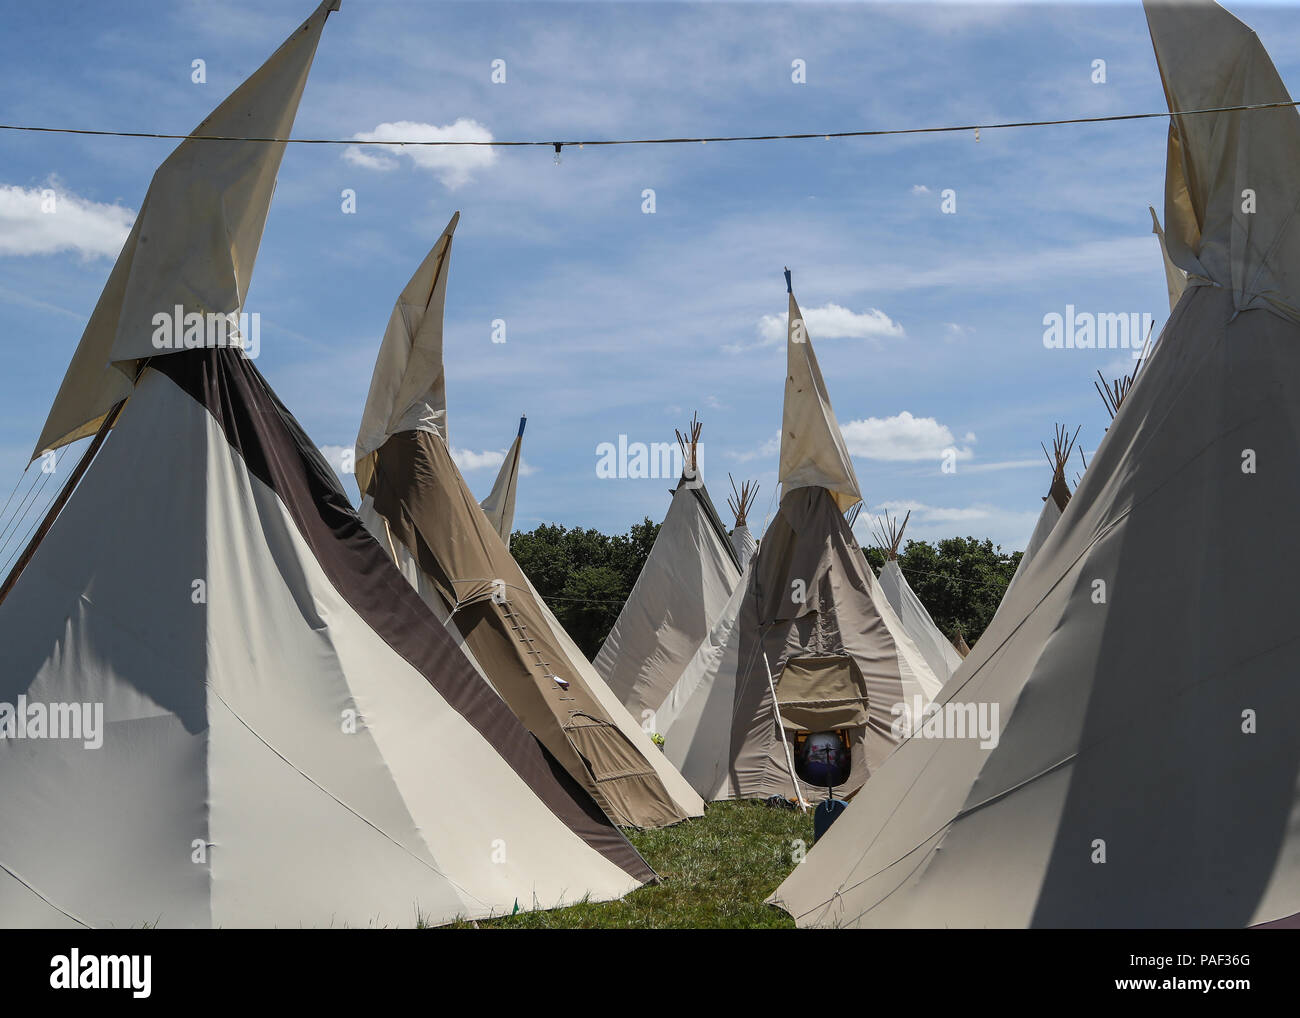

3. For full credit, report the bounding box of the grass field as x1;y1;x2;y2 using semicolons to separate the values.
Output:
444;800;814;928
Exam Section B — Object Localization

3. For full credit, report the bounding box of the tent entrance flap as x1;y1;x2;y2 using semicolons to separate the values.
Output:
564;714;657;783
774;655;869;732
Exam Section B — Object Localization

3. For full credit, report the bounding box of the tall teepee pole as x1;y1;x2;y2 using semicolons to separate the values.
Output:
763;650;808;812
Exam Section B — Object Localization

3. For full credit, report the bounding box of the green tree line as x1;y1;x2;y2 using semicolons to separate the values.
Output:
512;521;1022;659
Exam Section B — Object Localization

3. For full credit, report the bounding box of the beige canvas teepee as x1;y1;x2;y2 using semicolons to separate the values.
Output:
0;1;655;929
656;272;943;804
355;216;703;830
770;0;1300;928
594;415;742;725
874;511;963;687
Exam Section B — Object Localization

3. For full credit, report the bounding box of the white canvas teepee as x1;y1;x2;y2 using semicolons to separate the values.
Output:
727;475;759;570
594;415;742;725
0;0;655;930
480;416;526;547
770;0;1300;929
354;218;703;830
874;512;962;687
657;275;943;804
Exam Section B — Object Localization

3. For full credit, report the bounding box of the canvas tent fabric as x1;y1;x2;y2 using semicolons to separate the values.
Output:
779;291;862;513
594;470;742;726
1150;205;1188;312
354;212;456;499
32;0;343;460
656;280;942;804
1151;0;1300;326
0;354;654;928
658;487;943;803
876;559;962;687
356;228;703;830
730;524;757;570
0;2;655;928
769;0;1300;929
479;416;526;547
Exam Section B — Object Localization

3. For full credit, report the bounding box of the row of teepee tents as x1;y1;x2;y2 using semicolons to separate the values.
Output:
0;0;663;929
5;0;1296;933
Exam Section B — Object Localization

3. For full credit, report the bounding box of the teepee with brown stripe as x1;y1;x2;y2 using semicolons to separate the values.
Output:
0;0;654;930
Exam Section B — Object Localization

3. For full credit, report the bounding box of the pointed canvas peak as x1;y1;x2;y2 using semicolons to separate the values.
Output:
675;412;703;483
779;277;863;512
873;509;911;561
480;413;527;547
1041;424;1079;512
354;211;460;497
727;474;759;529
1149;204;1188;312
1145;0;1300;321
32;0;339;459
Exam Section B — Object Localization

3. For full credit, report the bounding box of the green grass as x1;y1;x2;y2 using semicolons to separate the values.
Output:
444;800;814;928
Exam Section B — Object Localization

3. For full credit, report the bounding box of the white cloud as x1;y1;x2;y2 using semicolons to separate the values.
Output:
0;182;133;259
859;500;1044;552
757;302;905;345
344;119;499;189
961;458;1043;474
452;447;505;472
452;447;536;476
840;411;974;461
910;184;931;194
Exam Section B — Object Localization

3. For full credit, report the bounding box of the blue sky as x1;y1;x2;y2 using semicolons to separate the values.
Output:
3;0;1299;562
